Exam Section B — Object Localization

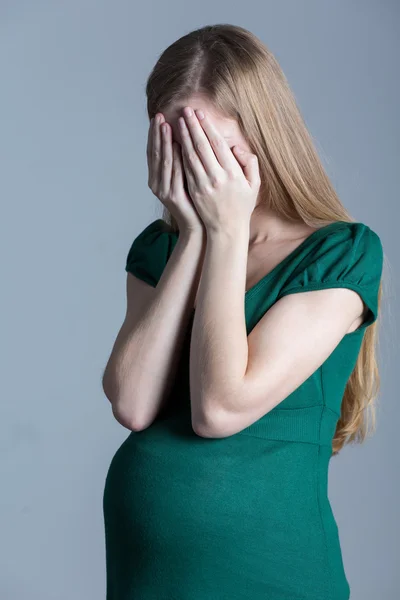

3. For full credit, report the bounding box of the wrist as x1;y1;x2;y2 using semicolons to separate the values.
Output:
206;221;250;242
177;225;206;247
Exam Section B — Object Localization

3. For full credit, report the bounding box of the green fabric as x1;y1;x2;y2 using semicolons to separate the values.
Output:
103;218;383;599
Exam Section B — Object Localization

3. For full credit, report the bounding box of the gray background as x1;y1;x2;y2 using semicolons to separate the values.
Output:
1;1;398;598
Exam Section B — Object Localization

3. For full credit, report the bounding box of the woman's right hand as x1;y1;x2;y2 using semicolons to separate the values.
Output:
147;113;205;236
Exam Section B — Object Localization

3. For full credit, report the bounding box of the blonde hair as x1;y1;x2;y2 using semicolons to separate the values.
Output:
145;23;386;456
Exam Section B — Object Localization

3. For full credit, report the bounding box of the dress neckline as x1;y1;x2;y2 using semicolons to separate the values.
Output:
244;220;349;301
191;220;350;312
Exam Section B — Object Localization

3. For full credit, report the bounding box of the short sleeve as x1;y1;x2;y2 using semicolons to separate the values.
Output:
277;223;384;332
125;218;178;287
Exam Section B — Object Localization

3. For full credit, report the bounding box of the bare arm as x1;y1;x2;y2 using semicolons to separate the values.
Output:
189;225;365;438
102;228;205;431
102;109;207;431
165;103;371;439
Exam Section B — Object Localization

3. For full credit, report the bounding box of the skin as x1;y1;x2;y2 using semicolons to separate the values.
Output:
102;94;367;434
160;94;324;240
156;93;339;303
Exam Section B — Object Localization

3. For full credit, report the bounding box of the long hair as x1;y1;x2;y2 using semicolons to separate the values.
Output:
144;23;386;456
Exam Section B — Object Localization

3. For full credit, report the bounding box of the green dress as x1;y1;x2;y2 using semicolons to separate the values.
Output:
103;218;383;600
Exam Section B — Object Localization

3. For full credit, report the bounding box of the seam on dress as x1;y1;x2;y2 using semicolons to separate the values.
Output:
236;431;331;446
317;362;335;600
268;404;340;417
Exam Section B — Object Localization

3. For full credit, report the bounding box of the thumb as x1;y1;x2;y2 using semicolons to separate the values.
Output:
233;146;260;189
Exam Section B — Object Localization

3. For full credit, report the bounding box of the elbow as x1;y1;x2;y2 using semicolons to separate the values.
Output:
111;402;151;432
102;371;151;432
102;373;113;404
191;418;214;438
102;369;119;407
191;401;234;439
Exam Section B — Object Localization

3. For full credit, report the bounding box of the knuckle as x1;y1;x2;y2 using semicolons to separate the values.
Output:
201;183;213;196
210;175;223;189
195;140;205;153
211;136;223;149
192;189;202;202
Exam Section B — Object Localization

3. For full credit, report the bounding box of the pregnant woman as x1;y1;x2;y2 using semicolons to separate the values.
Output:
102;24;384;600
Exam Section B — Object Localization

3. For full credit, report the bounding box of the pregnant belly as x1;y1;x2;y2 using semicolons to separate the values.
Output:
102;416;348;599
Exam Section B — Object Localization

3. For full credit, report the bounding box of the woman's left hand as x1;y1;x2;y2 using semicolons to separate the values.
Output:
179;107;261;233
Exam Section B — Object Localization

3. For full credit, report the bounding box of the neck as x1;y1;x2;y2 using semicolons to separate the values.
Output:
249;204;304;246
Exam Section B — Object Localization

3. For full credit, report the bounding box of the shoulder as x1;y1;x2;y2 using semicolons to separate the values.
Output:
128;218;177;244
329;220;382;247
277;220;384;329
306;220;383;271
314;219;382;244
125;218;179;287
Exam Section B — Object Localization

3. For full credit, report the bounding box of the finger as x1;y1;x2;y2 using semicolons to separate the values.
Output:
146;117;155;183
232;147;261;189
171;142;184;196
181;108;224;178
152;114;164;187
195;110;243;176
160;122;173;197
181;144;197;191
179;115;207;186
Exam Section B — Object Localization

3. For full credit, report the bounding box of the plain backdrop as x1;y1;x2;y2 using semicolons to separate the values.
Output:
1;1;398;598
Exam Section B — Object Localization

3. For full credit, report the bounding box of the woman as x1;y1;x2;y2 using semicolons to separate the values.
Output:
102;24;384;599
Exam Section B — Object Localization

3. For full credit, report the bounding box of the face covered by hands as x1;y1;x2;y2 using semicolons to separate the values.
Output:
176;106;261;234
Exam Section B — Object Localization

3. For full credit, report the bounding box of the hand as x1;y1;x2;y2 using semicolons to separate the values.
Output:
178;107;261;233
147;112;205;236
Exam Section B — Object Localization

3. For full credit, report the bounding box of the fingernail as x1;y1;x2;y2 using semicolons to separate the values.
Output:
196;110;205;120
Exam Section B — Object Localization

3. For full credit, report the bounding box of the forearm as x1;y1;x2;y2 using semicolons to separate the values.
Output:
107;229;206;429
189;224;250;430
